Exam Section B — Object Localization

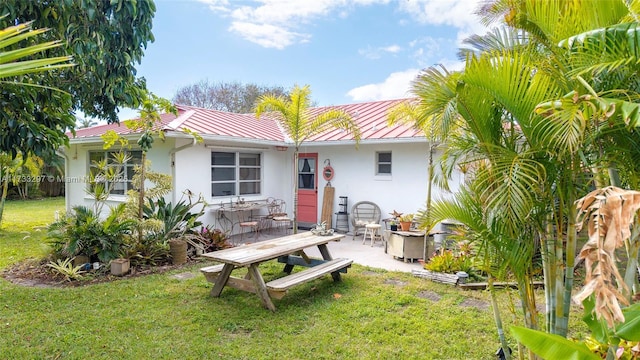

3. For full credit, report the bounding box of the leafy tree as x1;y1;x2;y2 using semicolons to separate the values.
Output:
0;19;72;226
0;20;74;159
1;1;156;122
174;80;289;113
0;1;156;158
254;85;361;232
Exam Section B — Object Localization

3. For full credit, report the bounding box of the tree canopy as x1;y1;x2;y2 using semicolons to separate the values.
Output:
174;80;289;113
0;0;156;158
0;0;156;123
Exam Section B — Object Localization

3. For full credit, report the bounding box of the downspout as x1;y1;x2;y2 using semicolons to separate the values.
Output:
56;148;70;213
169;137;198;203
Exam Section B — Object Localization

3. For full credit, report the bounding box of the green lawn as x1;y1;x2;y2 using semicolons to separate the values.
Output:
0;198;587;359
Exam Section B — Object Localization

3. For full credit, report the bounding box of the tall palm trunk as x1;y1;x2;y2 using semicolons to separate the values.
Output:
542;218;557;333
559;173;579;337
425;144;435;230
137;152;146;243
488;275;511;360
292;148;299;234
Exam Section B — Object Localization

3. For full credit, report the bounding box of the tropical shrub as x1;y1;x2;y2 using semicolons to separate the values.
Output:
47;204;135;263
197;226;233;252
46;257;86;282
424;241;476;276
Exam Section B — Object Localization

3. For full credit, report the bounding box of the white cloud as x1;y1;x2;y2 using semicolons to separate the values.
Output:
197;0;487;51
198;0;231;13
229;22;310;50
358;44;403;59
346;68;420;101
198;0;392;49
383;45;401;53
398;0;487;45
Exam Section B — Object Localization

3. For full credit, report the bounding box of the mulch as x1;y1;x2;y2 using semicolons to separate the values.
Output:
1;257;205;288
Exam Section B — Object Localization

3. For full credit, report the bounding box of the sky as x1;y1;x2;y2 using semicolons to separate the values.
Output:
116;0;489;121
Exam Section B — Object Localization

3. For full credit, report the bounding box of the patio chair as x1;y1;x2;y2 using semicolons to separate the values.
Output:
270;199;292;234
238;210;260;244
350;201;381;240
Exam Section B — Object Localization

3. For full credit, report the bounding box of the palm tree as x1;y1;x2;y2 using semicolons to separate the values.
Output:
407;0;640;346
76;117;97;129
387;65;462;233
254;85;361;233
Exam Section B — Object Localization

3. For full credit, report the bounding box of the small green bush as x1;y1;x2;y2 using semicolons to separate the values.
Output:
47;204;135;263
46;257;86;281
425;241;476;276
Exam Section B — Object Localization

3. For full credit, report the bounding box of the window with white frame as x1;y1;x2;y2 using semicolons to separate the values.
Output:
376;151;392;175
88;150;142;195
211;151;261;197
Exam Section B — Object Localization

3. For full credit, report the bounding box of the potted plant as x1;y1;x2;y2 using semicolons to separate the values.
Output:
389;219;398;231
398;213;414;231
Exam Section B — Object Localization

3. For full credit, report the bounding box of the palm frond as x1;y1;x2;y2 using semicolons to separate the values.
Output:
458;26;528;60
560;23;640;77
463;49;561;133
474;146;546;230
0;21;72;80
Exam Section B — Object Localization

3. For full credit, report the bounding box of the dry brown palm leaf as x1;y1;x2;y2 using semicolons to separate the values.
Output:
574;186;640;327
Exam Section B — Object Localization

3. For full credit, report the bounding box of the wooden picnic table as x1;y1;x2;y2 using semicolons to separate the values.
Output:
200;231;352;311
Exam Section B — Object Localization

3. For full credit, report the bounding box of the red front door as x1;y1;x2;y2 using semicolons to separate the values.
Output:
297;153;317;225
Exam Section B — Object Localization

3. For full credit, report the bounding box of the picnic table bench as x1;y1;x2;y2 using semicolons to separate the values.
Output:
200;232;351;311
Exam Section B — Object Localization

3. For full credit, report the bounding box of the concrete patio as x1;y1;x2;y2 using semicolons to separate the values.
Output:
230;228;425;273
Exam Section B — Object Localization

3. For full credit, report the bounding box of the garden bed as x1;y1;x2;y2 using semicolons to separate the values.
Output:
0;257;206;288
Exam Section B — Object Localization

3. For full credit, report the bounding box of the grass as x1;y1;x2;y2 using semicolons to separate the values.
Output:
0;198;588;359
0;197;65;269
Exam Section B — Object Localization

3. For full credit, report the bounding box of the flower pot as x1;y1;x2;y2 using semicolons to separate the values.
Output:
399;221;411;231
110;258;130;276
390;224;398;231
169;239;187;265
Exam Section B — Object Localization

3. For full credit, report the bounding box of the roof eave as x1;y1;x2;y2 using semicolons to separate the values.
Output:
303;137;428;147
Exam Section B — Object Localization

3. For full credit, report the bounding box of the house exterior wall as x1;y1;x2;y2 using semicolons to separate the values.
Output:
62;137;175;214
297;141;463;230
173;141;293;230
63;137;463;235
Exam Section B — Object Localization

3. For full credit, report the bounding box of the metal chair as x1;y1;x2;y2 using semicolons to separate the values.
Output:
350;201;381;240
238;210;260;243
271;199;292;234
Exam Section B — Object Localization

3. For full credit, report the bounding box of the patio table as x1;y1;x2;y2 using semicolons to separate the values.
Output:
211;200;273;234
200;231;351;311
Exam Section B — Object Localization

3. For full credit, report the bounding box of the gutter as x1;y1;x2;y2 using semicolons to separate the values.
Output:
169;137;198;203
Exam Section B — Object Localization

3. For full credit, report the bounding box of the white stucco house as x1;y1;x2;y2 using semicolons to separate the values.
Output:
62;98;464;236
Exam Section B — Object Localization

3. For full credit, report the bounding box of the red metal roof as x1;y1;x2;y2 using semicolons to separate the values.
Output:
168;105;285;142
70;112;178;139
305;98;422;142
70;98;423;143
